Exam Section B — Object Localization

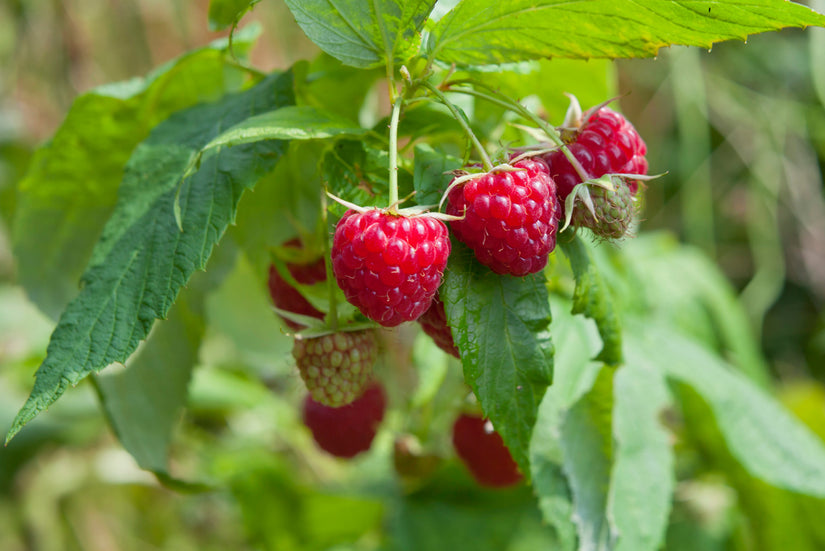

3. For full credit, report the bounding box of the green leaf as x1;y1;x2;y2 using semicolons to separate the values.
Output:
428;0;825;66
94;242;237;475
12;27;261;319
559;235;622;365
199;106;369;153
442;242;553;478
628;320;825;497
208;0;259;30
284;0;437;68
531;296;605;551
608;355;675;551
6;71;295;443
294;55;382;120
412;143;462;206
561;367;614;550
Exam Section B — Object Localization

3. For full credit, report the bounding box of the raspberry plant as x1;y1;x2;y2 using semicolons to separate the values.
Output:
5;1;825;549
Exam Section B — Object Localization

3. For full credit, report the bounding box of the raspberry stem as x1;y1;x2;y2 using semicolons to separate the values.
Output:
388;95;403;208
421;80;493;171
445;83;591;182
320;188;338;330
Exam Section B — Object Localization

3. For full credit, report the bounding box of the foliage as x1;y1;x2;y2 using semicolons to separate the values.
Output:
2;1;825;550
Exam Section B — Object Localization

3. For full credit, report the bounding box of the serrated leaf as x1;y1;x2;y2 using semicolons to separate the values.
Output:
284;0;437;68
94;242;237;475
208;0;259;30
200;106;369;154
12;27;260;320
412;143;462;206
559;235;622;365
608;355;675;551
442;242;553;478
6;71;295;443
428;0;825;66
628;320;825;497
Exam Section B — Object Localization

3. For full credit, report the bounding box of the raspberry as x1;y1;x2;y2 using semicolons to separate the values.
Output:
417;293;459;358
446;159;559;276
331;209;451;327
292;330;377;407
452;413;522;488
303;382;386;458
543;107;648;200
571;177;635;239
267;239;326;330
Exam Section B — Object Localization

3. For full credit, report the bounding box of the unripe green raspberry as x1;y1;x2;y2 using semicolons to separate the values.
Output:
572;178;635;239
292;330;378;407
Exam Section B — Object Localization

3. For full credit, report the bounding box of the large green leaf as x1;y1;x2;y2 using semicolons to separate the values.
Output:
559;235;622;365
608;355;675;551
628;320;825;497
6;71;295;443
427;0;825;66
442;242;553;478
94;242;236;475
12;27;260;320
284;0;437;68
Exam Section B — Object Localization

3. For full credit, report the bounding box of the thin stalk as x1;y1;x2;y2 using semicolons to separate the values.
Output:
388;95;403;207
421;80;493;171
321;189;338;330
447;84;591;181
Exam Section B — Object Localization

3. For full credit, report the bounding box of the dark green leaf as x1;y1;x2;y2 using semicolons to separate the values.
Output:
6;71;295;443
559;235;622;365
284;0;437;68
12;27;260;319
208;0;259;30
609;354;675;551
412;143;462;206
442;242;553;478
428;0;825;66
627;320;825;497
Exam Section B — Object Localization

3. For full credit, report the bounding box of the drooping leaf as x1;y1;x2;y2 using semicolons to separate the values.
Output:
628;320;825;497
560;367;614;550
608;353;675;551
284;0;437;68
94;241;237;475
6;71;295;443
531;296;604;551
412;143;462;206
559;235;622;365
442;242;553;478
427;0;825;66
208;0;259;30
13;26;261;319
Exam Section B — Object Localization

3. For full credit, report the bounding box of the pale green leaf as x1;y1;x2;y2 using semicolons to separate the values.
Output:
208;0;259;30
6;71;295;443
442;242;553;478
284;0;437;68
428;0;825;65
608;355;675;551
628;320;825;497
13;27;260;319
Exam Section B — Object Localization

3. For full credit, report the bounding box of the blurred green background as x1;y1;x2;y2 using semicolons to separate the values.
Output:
1;1;825;550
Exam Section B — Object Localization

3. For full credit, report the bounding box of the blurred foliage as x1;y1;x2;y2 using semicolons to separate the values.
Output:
1;1;824;550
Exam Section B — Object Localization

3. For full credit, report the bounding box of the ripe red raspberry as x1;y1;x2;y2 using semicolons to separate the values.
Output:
303;382;386;458
452;413;522;488
267;239;326;330
331;209;450;327
417;293;459;358
446;159;558;276
544;107;648;200
292;330;377;407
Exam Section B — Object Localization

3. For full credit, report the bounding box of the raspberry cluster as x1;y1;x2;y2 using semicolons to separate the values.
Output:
331;209;450;327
